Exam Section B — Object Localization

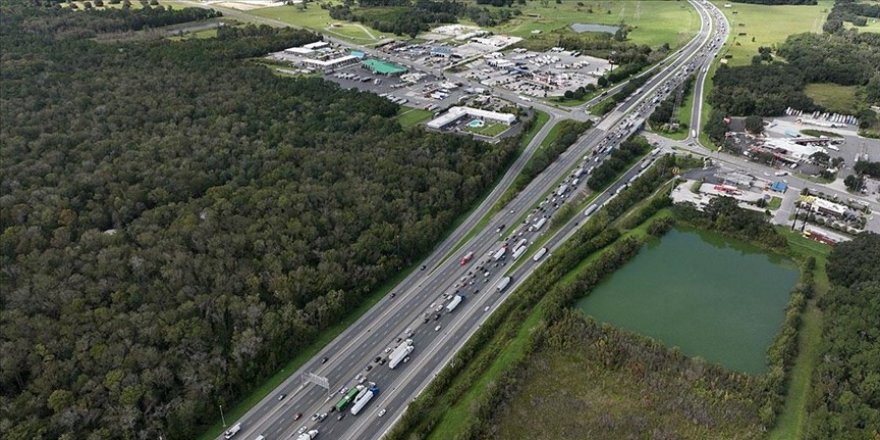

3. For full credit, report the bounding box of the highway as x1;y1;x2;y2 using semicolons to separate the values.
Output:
214;1;728;439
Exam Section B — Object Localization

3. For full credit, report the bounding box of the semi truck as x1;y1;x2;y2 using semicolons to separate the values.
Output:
556;184;569;196
460;251;475;266
296;430;319;440
512;246;527;260
389;340;414;369
573;167;584;178
223;423;242;439
492;246;507;261
514;238;527;250
532;247;548;261
334;385;364;412
496;276;512;292
350;386;380;415
445;295;463;313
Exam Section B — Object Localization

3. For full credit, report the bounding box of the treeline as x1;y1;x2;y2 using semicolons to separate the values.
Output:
586;136;651;191
825;0;880;31
0;2;521;438
386;155;683;440
327;0;519;37
808;232;880;439
672;196;788;248
11;2;218;37
648;74;695;131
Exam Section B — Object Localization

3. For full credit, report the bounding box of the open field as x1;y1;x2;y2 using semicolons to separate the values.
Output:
465;121;509;137
804;82;860;115
488;0;700;50
845;17;880;33
249;3;383;43
713;0;831;66
396;107;433;129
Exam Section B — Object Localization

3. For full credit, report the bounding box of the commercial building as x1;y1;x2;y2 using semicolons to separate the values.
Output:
427;106;516;130
798;195;848;218
362;59;408;76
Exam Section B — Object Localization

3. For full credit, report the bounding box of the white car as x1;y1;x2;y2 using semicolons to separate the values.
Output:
434;325;441;332
378;408;387;417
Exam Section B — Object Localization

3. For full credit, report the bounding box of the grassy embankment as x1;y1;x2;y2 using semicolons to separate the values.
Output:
767;228;832;440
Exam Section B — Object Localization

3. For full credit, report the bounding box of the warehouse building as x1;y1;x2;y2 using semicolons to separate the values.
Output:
362;59;408;76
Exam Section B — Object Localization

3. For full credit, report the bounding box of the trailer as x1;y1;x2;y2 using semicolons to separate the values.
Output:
334;385;364;412
532;247;548;261
388;341;414;369
512;246;527;260
459;251;475;266
573;167;584;178
514;238;527;250
496;276;512;292
583;203;598;216
492;247;507;261
556;184;569;196
445;295;463;313
532;217;547;231
350;386;380;415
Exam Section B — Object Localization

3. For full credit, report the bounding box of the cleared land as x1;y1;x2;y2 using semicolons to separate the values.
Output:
488;0;700;49
249;3;382;43
714;0;831;66
803;83;860;115
396;107;433;129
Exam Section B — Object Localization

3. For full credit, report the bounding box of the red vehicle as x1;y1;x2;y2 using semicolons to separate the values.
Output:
459;251;475;266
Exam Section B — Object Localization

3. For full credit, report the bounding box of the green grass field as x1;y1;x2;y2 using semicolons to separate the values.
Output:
488;0;700;50
713;0;831;66
804;83;860;115
396;107;433;129
465;121;510;137
845;17;880;33
249;3;383;43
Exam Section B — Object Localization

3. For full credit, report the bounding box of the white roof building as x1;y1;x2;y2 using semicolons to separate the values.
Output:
303;41;330;50
427;106;516;130
284;47;314;55
301;55;358;68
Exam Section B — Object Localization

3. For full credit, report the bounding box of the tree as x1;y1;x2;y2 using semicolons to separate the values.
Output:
844;174;864;191
745;115;764;134
705;110;728;143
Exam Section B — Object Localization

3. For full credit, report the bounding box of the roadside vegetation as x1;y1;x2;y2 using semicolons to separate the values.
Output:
0;3;530;438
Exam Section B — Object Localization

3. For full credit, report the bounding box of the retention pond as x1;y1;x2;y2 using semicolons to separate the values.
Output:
575;227;799;374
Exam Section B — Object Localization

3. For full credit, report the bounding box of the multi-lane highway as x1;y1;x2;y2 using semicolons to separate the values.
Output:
218;2;728;439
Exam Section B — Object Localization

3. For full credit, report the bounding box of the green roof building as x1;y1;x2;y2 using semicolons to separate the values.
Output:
362;59;408;76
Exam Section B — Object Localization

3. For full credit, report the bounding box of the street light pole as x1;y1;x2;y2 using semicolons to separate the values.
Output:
220;404;226;428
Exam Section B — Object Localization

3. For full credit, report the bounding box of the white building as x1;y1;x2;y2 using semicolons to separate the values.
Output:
427;106;516;130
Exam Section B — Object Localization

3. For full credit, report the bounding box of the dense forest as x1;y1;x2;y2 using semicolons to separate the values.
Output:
0;3;521;438
825;0;880;31
808;233;880;439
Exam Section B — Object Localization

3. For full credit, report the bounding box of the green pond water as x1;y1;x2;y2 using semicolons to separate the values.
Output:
575;227;800;374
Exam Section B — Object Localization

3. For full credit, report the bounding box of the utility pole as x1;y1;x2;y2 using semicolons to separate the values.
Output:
220;404;227;428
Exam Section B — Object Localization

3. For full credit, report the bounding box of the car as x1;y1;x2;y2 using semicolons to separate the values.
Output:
337;413;345;421
293;413;302;421
435;325;442;331
396;337;403;343
420;265;426;271
423;318;429;324
495;224;506;233
375;356;382;363
298;427;307;434
278;393;287;401
390;292;396;298
379;358;386;365
366;364;373;372
484;306;490;311
403;356;409;363
359;376;367;384
319;413;327;422
321;357;328;364
378;408;387;417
